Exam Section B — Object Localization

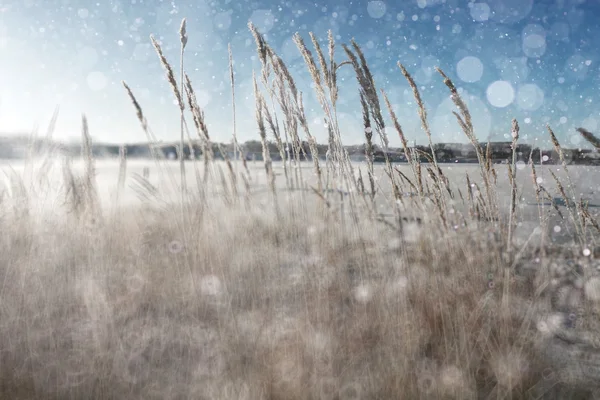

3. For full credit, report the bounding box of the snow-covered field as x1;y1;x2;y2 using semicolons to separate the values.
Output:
3;157;596;243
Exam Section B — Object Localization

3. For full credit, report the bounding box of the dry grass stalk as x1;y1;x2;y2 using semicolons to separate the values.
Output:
296;34;341;167
343;43;388;151
178;18;188;200
546;125;585;243
267;87;301;192
323;41;390;203
581;203;600;233
309;32;330;90
528;150;546;245
267;48;298;101
465;173;476;219
181;120;203;192
426;166;448;229
507;119;520;253
227;43;245;169
381;91;417;200
414;150;423;196
380;90;410;164
266;49;306;189
43;105;60;144
294;93;323;194
398;63;453;200
327;30;339;105
287;104;310;190
309;32;344;174
240;170;251;207
217;144;238;203
81;115;99;218
360;93;376;201
183;74;210;146
248;22;271;86
395;167;418;194
121;80;181;194
130;172;163;205
261;95;290;188
183;73;213;185
436;67;495;220
293;33;324;99
546;171;571;224
3;166;27;218
253;73;276;198
247;32;299;191
37;106;61;188
577;127;600;149
538;185;564;219
117;145;127;193
292;35;357;201
398;63;436;166
350;41;386;145
150;32;188;202
485;138;498;185
228;43;244;175
270;72;303;189
357;167;365;195
121;82;161;158
294;32;356;195
218;143;238;205
61;156;83;216
150;35;184;112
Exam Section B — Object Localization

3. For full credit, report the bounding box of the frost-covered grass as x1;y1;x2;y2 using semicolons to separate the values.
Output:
1;159;599;400
2;22;600;400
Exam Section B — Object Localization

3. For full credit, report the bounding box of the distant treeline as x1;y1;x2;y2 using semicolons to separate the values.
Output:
1;136;599;165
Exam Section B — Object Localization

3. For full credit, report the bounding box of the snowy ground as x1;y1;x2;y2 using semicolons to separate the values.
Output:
1;157;597;244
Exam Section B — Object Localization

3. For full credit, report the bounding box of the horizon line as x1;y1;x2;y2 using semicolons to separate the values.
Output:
0;133;597;151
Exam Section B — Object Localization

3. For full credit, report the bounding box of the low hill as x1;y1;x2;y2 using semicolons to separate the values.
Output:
0;135;598;165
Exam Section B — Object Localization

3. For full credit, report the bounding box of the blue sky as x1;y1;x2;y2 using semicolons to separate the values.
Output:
0;0;599;148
